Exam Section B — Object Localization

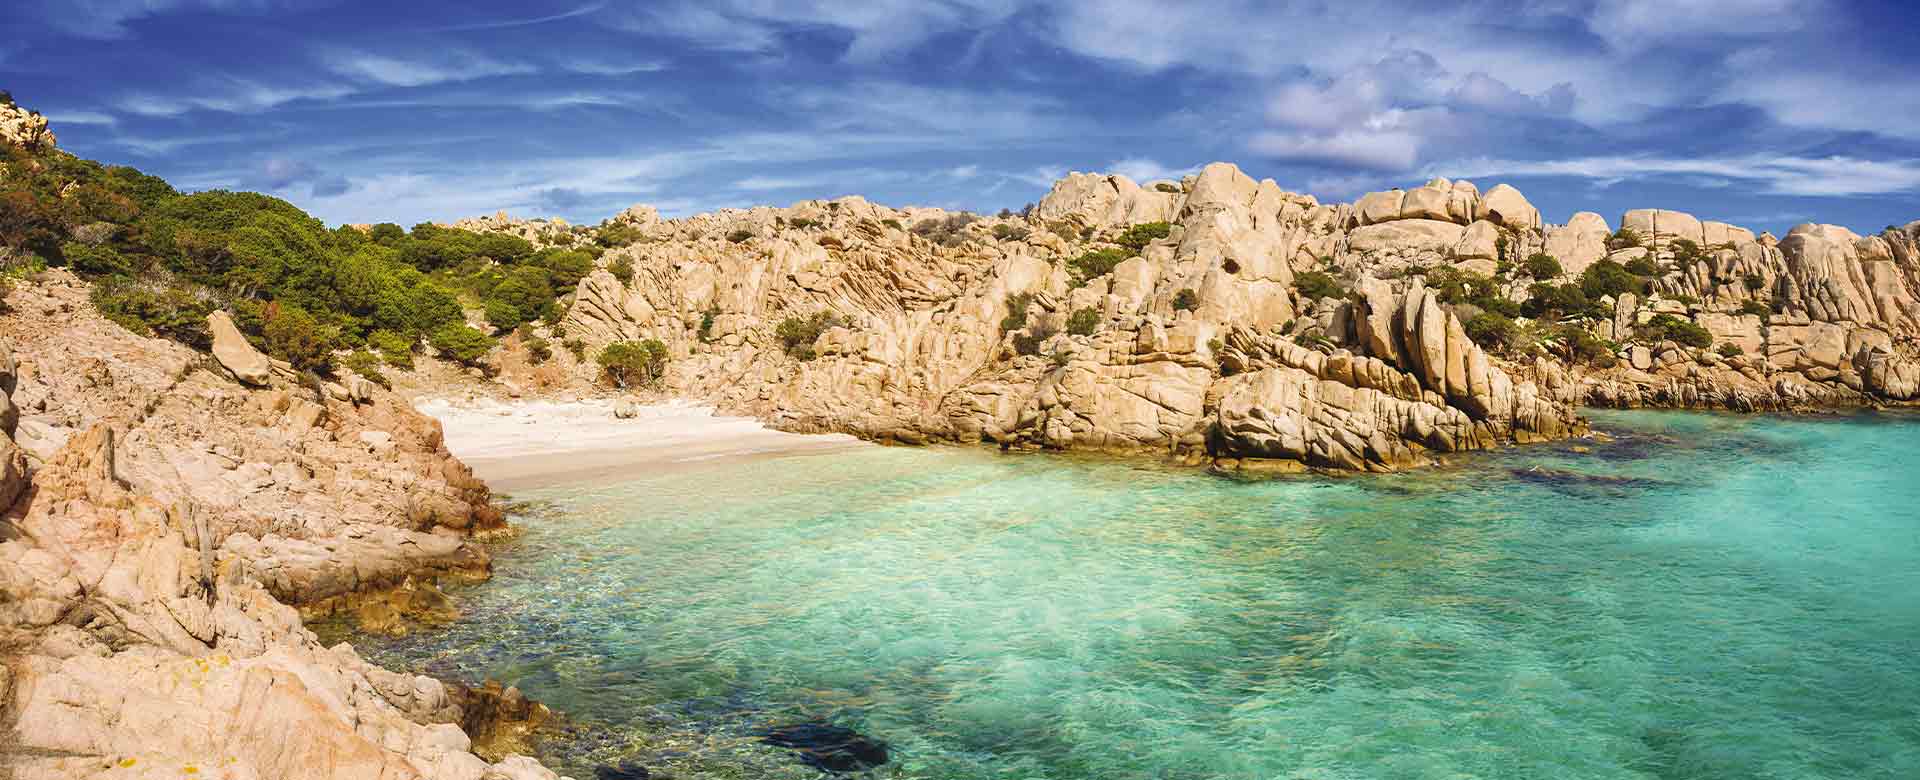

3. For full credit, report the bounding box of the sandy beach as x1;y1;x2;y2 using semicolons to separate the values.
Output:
415;397;867;491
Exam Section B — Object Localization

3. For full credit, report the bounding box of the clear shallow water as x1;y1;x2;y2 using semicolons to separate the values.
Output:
349;410;1920;779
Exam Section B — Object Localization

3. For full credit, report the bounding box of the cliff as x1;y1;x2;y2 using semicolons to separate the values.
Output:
0;272;563;780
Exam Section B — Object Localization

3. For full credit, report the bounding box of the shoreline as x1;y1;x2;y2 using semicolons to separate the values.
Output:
415;397;870;492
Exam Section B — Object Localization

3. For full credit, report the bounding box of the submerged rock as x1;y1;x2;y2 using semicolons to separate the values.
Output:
761;723;890;772
594;762;650;780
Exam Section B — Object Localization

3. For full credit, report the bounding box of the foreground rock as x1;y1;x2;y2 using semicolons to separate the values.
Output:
0;272;566;779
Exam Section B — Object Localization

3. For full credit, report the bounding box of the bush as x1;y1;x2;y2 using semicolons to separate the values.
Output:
368;329;416;369
698;307;719;341
595;222;647;248
1624;254;1658;276
1579;259;1641;300
1115;221;1171;252
1001;293;1033;332
1522;252;1563;279
90;277;214;348
992;223;1031;241
1637;314;1712;348
1172;288;1199;311
1066;307;1100;336
1067;248;1129;285
1292;270;1346;301
1670;239;1706;268
563;337;586;360
608;255;634;284
881;218;903;230
343;350;391;389
1736;299;1772;320
776;311;846;360
429;324;496;367
1717;343;1744;358
910;213;978;247
726;229;754;244
1426;266;1498;306
1523;282;1604;320
1743;272;1765;292
597;339;669;388
1556;324;1615;365
526;336;552;364
1155;182;1180;193
261;303;335;373
1463;312;1520;351
1606;228;1643;250
1012;322;1057;356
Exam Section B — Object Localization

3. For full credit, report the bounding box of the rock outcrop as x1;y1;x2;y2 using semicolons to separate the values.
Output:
0;272;562;779
0;100;54;151
548;163;1583;471
207;310;273;386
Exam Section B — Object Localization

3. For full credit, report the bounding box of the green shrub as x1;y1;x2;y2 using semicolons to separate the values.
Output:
992;223;1031;241
1012;322;1057;356
788;218;819;230
1717;343;1743;358
563;337;586;360
1670;239;1706;268
1172;288;1199;311
1115;221;1172;252
1426;266;1498;307
1154;182;1180;194
1066;307;1100;336
911;213;978;247
1606;228;1643;251
776;311;847;360
726;229;754;244
1292;270;1346;301
1522;252;1562;279
526;336;552;364
597;339;669;387
1068;248;1129;285
1001;293;1033;332
261;303;335;373
1637;314;1713;348
1579;259;1641;300
1523;282;1604;320
343;350;391;389
1624;255;1658;276
90;277;214;348
698;307;719;341
1463;312;1520;351
369;329;416;369
881;218;903;230
1743;273;1765;292
536;248;594;290
429;324;495;367
595;222;647;248
1736;299;1772;321
1555;324;1615;365
602;255;633;285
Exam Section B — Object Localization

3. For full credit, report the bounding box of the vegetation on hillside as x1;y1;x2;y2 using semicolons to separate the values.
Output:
0;141;593;375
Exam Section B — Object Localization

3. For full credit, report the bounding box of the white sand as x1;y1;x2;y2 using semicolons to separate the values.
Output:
414;398;866;491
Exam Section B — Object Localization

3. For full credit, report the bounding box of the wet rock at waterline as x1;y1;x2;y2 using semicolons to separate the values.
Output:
761;723;891;772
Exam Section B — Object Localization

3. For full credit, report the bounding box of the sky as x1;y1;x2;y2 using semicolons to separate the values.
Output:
4;0;1919;236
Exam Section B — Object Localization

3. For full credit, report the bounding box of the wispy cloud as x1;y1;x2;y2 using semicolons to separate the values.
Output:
322;49;535;88
116;80;355;117
1430;154;1920;198
1106;158;1196;183
428;2;607;32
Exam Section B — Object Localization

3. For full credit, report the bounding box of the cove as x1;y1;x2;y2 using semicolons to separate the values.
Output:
346;410;1920;779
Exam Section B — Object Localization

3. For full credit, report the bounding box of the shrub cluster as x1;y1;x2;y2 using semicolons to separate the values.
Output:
1068;248;1129;286
1292;270;1346;302
597;339;670;387
1066;307;1100;336
775;311;848;360
1115;221;1171;252
1637;314;1713;348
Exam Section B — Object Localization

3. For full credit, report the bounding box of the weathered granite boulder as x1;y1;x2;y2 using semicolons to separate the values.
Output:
207;310;273;386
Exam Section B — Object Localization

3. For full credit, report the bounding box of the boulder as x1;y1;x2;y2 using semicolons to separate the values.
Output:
208;311;273;386
1545;212;1611;276
1475;184;1541;231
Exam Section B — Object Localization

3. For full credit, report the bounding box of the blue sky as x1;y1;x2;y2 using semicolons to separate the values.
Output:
5;0;1919;236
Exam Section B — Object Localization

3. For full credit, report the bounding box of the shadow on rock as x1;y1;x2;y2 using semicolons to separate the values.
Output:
760;723;890;772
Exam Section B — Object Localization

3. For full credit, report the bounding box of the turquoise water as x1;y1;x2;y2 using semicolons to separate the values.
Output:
352;410;1920;779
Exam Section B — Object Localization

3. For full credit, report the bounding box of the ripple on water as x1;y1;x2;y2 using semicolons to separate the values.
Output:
351;410;1920;780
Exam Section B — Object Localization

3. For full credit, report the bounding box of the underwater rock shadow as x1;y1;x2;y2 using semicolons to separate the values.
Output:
1507;466;1674;498
760;722;891;772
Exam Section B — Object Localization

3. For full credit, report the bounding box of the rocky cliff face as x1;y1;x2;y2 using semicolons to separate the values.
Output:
550;164;1594;471
0;272;563;780
543;164;1920;459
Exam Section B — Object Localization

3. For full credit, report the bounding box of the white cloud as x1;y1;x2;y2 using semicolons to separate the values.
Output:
45;110;119;127
29;0;329;40
1430;154;1920;197
117;80;354;116
428;2;607;32
1106;158;1196;183
323;50;535;88
1251;128;1425;171
616;0;1022;62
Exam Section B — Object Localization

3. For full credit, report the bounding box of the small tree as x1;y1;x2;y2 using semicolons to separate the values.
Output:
1115;221;1172;252
727;229;754;244
776;311;846;360
262;303;335;373
1522;252;1562;280
1067;248;1129;286
429;324;496;368
1001;293;1033;332
1172;288;1199;311
1066;307;1100;336
597;339;670;388
608;256;635;284
1292;271;1346;301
